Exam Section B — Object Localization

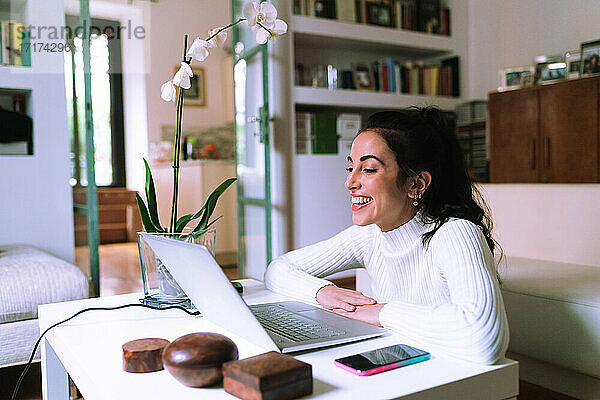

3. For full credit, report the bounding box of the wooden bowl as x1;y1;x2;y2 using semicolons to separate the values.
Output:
162;332;239;387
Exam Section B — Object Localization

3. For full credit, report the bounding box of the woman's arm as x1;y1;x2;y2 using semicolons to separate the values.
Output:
378;220;509;365
264;224;376;305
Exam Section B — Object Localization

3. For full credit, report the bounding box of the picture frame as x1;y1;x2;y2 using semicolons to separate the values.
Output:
174;65;206;107
365;1;394;27
534;54;566;85
565;50;581;79
498;66;535;91
352;63;375;91
580;39;600;77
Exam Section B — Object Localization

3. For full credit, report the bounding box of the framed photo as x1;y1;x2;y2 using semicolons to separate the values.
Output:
565;50;581;79
498;66;535;91
534;54;566;85
580;39;600;77
174;65;206;107
352;63;375;91
365;1;394;27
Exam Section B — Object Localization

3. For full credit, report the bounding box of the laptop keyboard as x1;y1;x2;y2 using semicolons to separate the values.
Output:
250;304;346;343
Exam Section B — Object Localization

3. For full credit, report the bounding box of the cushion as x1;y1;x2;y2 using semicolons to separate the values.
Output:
0;318;40;366
501;257;600;378
0;244;89;324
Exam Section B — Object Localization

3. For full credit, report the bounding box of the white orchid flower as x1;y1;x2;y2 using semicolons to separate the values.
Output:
160;80;176;102
172;62;193;89
243;1;277;31
255;19;287;44
207;27;227;48
186;38;211;62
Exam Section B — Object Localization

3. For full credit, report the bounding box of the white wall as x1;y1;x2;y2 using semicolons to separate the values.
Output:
480;184;600;266
145;0;231;144
0;0;73;261
468;0;600;265
468;0;600;99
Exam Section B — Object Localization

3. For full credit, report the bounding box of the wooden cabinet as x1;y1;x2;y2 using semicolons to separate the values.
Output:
489;76;600;183
73;188;142;245
489;87;539;182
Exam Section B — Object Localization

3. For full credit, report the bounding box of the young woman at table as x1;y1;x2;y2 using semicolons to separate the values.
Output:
265;108;509;365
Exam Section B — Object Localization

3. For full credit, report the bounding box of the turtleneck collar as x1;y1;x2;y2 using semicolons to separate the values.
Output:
378;212;433;249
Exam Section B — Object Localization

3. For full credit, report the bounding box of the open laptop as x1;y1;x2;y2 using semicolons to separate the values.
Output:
142;233;385;353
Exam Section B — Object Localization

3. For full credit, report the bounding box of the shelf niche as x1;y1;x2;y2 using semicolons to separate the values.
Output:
0;87;33;155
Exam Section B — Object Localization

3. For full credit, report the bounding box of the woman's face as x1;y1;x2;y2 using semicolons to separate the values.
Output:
345;131;413;231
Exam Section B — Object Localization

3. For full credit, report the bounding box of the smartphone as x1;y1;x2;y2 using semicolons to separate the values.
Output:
334;344;430;376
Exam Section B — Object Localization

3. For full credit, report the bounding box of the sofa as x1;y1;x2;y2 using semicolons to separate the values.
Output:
0;244;89;367
501;256;600;399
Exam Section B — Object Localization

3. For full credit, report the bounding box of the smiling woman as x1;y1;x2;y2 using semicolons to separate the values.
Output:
265;107;509;365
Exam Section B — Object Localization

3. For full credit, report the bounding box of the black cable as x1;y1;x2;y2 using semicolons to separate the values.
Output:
11;303;200;400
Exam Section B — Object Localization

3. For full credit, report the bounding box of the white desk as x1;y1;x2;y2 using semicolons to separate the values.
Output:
39;280;518;400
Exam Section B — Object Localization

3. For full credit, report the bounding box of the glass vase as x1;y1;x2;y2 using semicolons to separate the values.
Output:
137;227;216;310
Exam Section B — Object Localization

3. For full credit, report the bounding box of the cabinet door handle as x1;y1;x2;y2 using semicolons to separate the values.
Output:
544;137;550;168
530;138;536;170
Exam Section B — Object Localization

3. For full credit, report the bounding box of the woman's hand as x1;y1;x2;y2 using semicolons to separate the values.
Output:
316;285;377;311
332;303;386;327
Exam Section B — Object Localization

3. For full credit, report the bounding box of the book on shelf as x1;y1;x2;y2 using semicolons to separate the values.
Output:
296;112;312;155
311;112;338;154
306;0;316;16
384;58;396;93
21;28;30;67
423;65;440;96
294;0;306;15
441;56;459;97
380;61;389;92
393;0;402;28
1;20;12;65
399;0;417;30
371;60;379;91
356;0;365;23
336;0;356;23
11;22;23;66
439;8;450;35
1;21;30;66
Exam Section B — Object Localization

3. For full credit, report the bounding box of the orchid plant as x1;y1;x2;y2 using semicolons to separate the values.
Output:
136;1;287;238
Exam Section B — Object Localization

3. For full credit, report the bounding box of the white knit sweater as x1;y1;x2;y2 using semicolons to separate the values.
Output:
264;216;509;365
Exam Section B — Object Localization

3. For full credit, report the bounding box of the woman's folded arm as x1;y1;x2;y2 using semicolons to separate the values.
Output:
265;224;375;304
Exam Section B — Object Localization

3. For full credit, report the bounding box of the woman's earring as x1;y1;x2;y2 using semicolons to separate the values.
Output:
413;193;422;207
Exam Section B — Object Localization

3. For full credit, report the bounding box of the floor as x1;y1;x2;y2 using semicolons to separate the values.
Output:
1;243;575;400
73;242;239;296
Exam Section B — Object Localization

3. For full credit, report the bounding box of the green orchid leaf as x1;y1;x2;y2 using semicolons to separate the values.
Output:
143;158;163;231
192;177;236;233
204;216;222;230
175;204;207;233
190;216;222;239
136;193;164;233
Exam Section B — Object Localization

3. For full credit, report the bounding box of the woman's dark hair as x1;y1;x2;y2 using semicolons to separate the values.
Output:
357;107;500;258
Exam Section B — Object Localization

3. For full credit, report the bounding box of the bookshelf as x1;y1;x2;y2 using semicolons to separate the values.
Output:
292;15;461;55
266;0;468;260
293;86;462;109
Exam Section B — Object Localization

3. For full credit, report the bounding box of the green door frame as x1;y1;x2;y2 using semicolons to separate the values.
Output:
232;2;273;279
73;0;100;297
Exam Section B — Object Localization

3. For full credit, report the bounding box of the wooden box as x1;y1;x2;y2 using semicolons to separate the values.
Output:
222;351;312;400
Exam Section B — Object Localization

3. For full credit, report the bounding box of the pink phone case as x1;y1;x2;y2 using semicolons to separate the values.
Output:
334;360;403;376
